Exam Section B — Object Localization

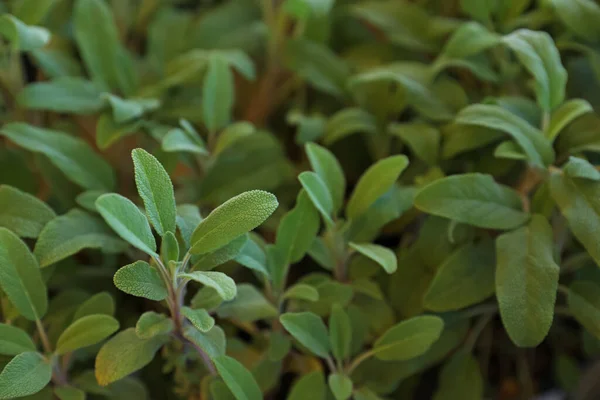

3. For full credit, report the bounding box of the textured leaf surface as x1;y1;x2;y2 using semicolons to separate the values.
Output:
0;352;52;399
373;316;444;361
182;307;215;332
114;261;168;301
56;314;119;355
179;271;236;301
135;312;174;339
0;324;36;356
280;312;331;357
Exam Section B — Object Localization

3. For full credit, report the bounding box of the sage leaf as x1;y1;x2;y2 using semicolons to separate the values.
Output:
349;243;397;274
298;171;334;226
288;371;326;400
280;312;331;358
563;157;600;181
135;312;174;339
114;261;168;301
328;373;353;400
213;355;263;400
0;185;55;238
329;304;352;362
216;284;278;322
0;324;36;356
568;282;600;339
0;352;52;399
203;55;234;133
17;77;103;115
184;325;226;360
0;14;50;51
179;271;237;301
433;351;483;400
373;316;444;361
182;307;215;333
73;292;115;320
306;143;346;213
547;99;593;141
56;314;119;355
283;284;320;302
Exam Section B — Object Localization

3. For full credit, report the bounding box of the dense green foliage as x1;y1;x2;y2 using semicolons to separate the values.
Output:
1;0;600;399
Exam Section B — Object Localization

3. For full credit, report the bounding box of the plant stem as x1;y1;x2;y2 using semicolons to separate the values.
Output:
35;318;52;355
325;356;337;373
464;312;495;352
346;349;375;375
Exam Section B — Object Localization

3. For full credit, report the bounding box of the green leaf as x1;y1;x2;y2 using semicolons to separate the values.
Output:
0;352;52;399
349;243;397;274
298;172;334;226
95;113;141;150
95;328;169;386
0;123;115;191
305;143;346;213
275;190;320;266
373;316;444;361
502;29;567;111
213;355;262;400
203;55;234;133
114;261;168;301
568;281;600;339
0;185;55;238
455;104;554;167
161;231;180;264
546;99;593;141
424;241;496;312
549;173;600;266
328;374;353;400
96;194;157;257
192;235;247;271
135;312;174;339
17;77;103;115
104;95;159;124
0;324;36;356
564;157;600;181
288;371;325;400
0;14;50;51
459;0;496;22
496;215;559;347
548;0;600;42
56;314;119;355
329;304;351;362
190;190;278;255
415;173;529;229
162;128;208;155
323;108;377;146
183;325;226;360
346;155;409;220
179;271;236;301
132;148;177;236
0;228;47;320
182;307;215;333
176;204;202;247
54;386;85;400
280;312;330;358
12;0;55;25
433;352;483;400
34;209;126;267
73;292;115;320
216;284;278;322
440;22;500;59
283;284;319;302
388;122;440;165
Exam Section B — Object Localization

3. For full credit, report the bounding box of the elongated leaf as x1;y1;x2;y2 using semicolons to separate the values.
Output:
0;352;52;399
179;271;236;301
373;316;444;361
95;328;169;386
184;325;226;360
415;173;529;229
0;228;47;320
0;14;50;51
298;172;334;226
440;22;500;59
0;324;36;356
96;194;157;257
547;99;593;141
17;77;103;114
213;355;262;400
216;284;278;322
433;352;483;400
306;143;346;212
114;261;167;301
283;284;319;302
190;190;278;255
135;312;174;339
104;95;159;124
349;243;397;274
0;123;115;191
132;149;177;236
329;304;352;362
0;185;55;238
162;128;208;155
328;374;353;400
564;157;600;181
34;209;126;267
455;104;554;167
176;204;202;247
549;0;600;42
346;155;409;220
323;108;377;146
280;312;331;357
193;235;247;271
203;55;234;133
389;123;440;165
568;281;600;339
56;314;119;355
73;292;115;320
424;241;496;312
496;215;559;347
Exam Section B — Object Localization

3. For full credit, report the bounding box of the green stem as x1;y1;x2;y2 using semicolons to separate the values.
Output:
35;319;52;355
346;349;376;375
464;312;495;352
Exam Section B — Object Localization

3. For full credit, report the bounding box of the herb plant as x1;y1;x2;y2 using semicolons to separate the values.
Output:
1;0;600;399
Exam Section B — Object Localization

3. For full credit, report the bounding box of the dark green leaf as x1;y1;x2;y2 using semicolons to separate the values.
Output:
305;143;346;212
203;55;234;133
213;355;262;400
280;312;331;357
182;307;215;333
373;316;444;361
329;304;352;362
135;312;174;339
17;78;103;114
0;185;55;238
568;281;600;339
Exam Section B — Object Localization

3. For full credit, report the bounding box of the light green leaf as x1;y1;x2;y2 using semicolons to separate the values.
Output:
96;194;157;257
549;0;600;42
161;231;180;264
547;99;593;141
104;95;159;124
349;243;397;274
203;55;234;133
114;261;167;301
216;284;277;322
424;241;496;312
183;325;226;360
179;271;236;301
433;352;483;400
34;209;126;267
0;324;36;356
182;307;215;333
214;122;255;155
329;304;352;362
0;352;52;399
323;108;377;146
213;355;262;400
75;190;105;213
54;386;85;400
0;14;49;51
56;314;119;355
373;316;444;361
568;281;600;339
298;172;334;226
135;312;174;339
389;123;440;165
17;77;103;114
502;29;567;111
280;312;330;357
440;22;500;59
283;284;319;302
162;128;208;155
455;104;554;167
328;374;353;400
192;235;247;271
73;292;115;320
496;215;559;347
347;155;409;220
176;204;202;247
0;185;55;238
95;328;169;386
12;0;55;25
132;148;177;236
190;190;278;255
305;143;346;213
288;371;325;400
0;123;115;191
0;228;47;321
414;173;530;230
564;157;600;181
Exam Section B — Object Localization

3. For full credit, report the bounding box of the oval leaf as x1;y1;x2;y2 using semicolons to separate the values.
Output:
114;261;168;301
373;315;444;361
0;185;55;239
0;352;52;399
179;271;236;301
56;314;120;355
0;324;36;356
213;355;263;400
280;312;331;358
349;242;397;274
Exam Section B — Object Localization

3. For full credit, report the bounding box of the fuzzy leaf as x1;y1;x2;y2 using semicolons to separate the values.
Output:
114;261;168;301
179;271;236;301
0;324;36;356
135;312;174;339
56;314;119;355
349;243;397;274
0;352;52;399
184;325;226;360
17;77;103;115
182;307;215;333
192;235;247;271
0;185;55;238
373;316;444;361
298;171;334;226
